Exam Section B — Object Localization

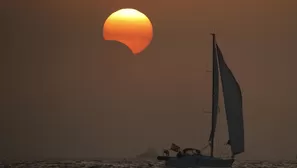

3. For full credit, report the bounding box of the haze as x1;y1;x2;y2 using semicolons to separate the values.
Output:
1;0;297;161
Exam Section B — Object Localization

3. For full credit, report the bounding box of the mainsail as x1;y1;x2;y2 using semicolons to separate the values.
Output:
216;43;244;155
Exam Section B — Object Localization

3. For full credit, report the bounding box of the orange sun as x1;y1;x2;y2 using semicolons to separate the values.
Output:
103;8;153;55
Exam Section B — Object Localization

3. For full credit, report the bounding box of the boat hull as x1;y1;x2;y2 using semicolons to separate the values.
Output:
157;155;234;168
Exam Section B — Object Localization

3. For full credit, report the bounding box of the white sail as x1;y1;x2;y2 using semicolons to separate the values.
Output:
216;43;244;155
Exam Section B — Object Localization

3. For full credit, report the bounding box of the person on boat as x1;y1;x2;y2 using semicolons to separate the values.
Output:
176;150;183;158
195;149;201;155
163;149;169;156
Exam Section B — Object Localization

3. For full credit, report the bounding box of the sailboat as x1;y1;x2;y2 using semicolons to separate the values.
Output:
157;34;244;168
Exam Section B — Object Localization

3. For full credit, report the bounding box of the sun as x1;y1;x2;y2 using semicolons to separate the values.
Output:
103;8;153;55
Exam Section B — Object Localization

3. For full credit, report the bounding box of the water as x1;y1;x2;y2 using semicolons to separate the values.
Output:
1;159;296;168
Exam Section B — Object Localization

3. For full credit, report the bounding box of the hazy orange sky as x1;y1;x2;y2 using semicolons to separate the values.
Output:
2;0;297;160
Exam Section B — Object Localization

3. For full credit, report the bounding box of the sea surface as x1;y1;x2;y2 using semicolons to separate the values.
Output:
1;159;296;168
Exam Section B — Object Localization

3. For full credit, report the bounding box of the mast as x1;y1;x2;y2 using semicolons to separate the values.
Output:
209;33;219;157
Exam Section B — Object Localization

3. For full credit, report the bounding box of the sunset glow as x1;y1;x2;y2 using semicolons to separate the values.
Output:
103;8;153;54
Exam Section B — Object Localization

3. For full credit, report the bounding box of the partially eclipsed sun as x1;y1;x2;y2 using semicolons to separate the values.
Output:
103;8;153;55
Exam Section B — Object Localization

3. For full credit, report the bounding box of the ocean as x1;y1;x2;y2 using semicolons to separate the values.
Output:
1;159;296;168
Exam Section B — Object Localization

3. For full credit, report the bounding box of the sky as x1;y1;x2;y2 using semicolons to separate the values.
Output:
2;0;297;160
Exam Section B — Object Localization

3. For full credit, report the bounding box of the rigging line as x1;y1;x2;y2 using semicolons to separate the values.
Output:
200;143;210;151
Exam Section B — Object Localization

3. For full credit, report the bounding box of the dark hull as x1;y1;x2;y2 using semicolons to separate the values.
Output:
157;155;234;168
